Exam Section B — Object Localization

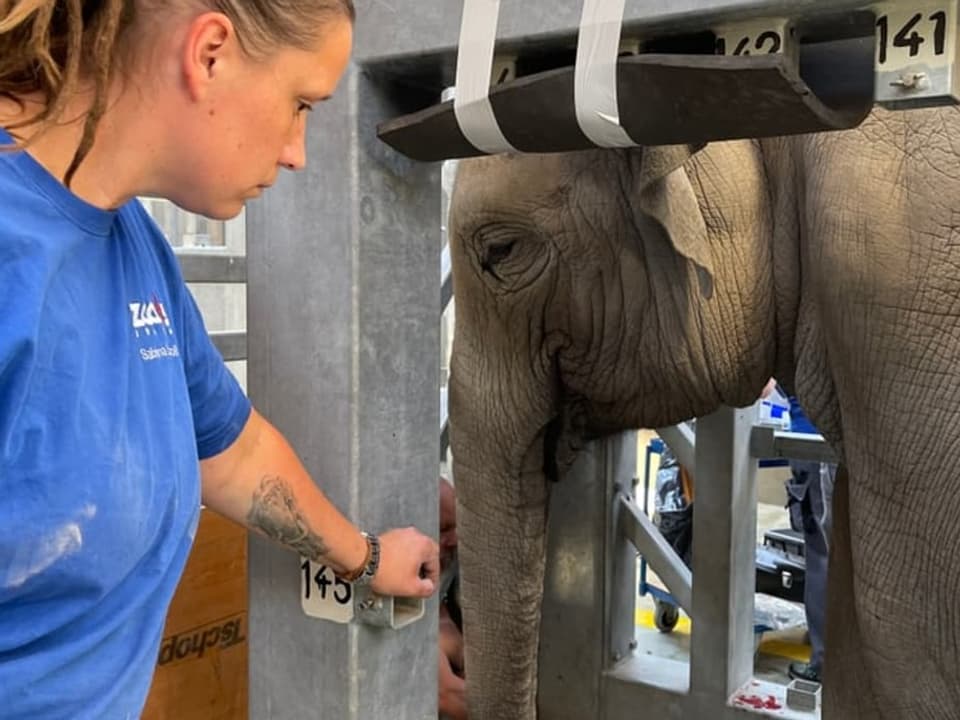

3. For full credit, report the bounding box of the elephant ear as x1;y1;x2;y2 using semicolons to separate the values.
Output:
633;144;715;298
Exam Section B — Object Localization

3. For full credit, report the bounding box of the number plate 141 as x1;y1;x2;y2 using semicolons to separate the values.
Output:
875;0;960;106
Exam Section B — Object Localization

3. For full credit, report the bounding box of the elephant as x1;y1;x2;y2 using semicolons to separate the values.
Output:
446;105;960;720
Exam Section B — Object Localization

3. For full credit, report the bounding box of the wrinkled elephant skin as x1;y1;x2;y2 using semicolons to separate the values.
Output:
447;107;960;720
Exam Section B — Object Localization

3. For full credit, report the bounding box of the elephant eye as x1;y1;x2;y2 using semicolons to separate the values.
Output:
486;241;516;264
480;241;516;280
472;222;537;286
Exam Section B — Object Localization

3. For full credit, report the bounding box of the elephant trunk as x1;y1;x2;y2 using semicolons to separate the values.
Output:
455;446;550;720
448;286;557;719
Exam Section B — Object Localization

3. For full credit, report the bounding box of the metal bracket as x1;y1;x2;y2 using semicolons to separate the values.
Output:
785;678;822;712
353;587;426;630
300;557;426;629
749;426;839;464
378;24;875;161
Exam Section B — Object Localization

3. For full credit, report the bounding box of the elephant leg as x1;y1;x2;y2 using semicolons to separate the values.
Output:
813;325;960;718
796;107;960;719
821;446;960;720
822;466;882;718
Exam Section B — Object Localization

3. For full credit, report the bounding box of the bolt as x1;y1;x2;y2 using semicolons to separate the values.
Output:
890;72;928;90
628;639;638;651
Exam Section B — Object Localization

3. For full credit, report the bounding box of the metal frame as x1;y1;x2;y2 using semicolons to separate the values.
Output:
541;409;767;720
245;58;440;720
173;253;248;362
546;409;835;720
207;331;246;362
176;253;247;284
538;433;638;720
355;0;879;67
241;2;915;718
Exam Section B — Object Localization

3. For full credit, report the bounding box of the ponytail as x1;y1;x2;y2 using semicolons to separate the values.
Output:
0;1;129;185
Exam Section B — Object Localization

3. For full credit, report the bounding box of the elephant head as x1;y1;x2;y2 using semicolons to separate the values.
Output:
447;141;779;719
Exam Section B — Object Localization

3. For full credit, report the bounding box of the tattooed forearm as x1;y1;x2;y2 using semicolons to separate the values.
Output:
247;476;329;561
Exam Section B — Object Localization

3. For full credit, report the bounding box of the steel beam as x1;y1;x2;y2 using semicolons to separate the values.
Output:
355;0;879;65
245;66;440;720
175;252;247;284
619;495;693;614
656;422;697;474
537;433;638;720
604;655;811;720
689;406;758;707
751;426;839;464
209;331;247;362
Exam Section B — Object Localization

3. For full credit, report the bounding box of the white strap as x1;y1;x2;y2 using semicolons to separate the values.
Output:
453;0;517;155
575;0;637;148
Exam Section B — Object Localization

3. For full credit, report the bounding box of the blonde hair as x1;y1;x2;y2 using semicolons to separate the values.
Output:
0;0;355;185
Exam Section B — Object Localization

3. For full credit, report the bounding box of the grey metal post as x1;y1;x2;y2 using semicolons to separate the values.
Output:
537;433;637;720
245;64;441;719
353;0;879;64
689;406;758;708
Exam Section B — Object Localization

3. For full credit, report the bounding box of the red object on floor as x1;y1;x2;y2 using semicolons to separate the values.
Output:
733;693;783;711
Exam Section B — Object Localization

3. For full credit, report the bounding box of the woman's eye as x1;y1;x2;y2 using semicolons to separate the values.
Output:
296;101;314;114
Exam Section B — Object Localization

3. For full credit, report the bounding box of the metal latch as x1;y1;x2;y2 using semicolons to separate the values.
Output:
353;586;426;630
300;557;425;629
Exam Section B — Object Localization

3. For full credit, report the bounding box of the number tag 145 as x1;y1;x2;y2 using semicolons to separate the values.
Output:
301;557;355;623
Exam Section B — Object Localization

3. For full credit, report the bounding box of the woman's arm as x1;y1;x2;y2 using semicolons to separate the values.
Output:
200;408;438;597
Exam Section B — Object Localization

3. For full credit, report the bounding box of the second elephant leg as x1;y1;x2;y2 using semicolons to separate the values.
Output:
823;468;881;719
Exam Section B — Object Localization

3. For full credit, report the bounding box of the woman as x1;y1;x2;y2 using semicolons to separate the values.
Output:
0;2;438;718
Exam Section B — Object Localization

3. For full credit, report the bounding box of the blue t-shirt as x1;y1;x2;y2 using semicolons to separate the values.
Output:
0;130;251;718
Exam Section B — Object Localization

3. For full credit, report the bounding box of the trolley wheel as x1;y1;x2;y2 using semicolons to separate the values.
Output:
654;600;680;633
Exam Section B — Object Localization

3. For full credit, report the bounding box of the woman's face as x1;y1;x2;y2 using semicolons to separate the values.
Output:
165;15;353;219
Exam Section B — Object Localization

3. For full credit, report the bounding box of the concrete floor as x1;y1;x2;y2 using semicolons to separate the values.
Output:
633;430;812;690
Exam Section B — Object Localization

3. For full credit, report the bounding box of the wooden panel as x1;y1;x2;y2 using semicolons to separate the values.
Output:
142;509;248;720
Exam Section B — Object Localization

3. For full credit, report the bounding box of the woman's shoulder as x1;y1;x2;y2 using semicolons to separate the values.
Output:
116;199;186;277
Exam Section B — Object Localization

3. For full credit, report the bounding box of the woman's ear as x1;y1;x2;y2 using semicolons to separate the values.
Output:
182;12;234;101
632;144;715;298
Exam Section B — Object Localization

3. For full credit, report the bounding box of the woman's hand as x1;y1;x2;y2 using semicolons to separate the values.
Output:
370;527;439;597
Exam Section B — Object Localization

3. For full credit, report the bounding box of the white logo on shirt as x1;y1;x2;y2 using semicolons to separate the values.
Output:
129;297;174;338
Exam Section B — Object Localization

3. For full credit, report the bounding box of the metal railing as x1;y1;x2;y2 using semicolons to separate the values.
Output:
174;251;248;362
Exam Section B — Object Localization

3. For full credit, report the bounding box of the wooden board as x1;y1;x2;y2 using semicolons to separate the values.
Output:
142;509;248;720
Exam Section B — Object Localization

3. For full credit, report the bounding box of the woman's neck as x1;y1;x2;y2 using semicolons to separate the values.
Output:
0;86;158;210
